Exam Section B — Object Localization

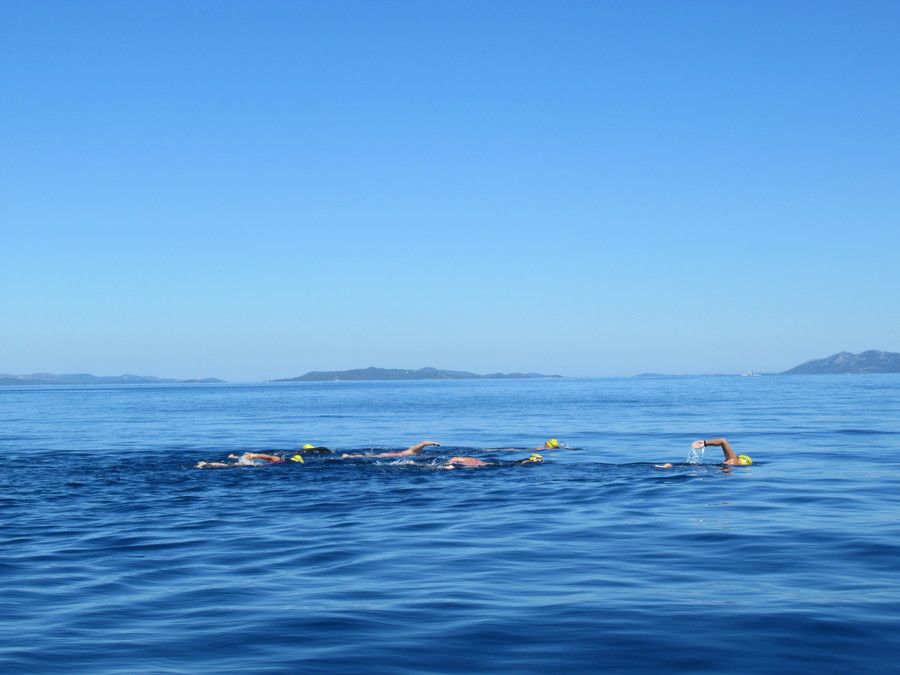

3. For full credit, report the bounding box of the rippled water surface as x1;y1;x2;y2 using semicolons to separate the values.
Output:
2;376;900;672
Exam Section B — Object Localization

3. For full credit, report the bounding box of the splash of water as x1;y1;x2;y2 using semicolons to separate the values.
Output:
686;444;706;464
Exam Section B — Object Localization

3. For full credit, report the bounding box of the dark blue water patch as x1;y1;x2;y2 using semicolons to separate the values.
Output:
2;377;900;672
834;428;900;435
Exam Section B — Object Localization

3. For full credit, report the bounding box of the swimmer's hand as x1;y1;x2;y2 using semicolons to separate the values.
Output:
691;440;705;450
655;463;673;469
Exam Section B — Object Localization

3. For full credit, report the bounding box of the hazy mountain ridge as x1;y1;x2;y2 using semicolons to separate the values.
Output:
6;352;898;384
782;350;900;374
272;366;560;382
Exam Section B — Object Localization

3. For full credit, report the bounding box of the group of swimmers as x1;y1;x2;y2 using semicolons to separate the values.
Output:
196;436;753;470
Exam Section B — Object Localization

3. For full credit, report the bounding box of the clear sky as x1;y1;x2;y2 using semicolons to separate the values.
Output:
2;1;898;380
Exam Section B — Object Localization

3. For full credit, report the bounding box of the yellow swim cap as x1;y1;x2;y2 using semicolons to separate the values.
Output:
738;455;752;465
303;444;315;450
527;453;544;463
290;454;305;463
544;438;559;449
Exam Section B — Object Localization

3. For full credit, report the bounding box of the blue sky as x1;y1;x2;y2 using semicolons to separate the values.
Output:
2;1;898;380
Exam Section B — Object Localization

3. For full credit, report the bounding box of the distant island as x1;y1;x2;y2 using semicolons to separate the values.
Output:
633;351;900;377
272;366;560;382
781;350;900;375
0;373;225;386
7;352;896;385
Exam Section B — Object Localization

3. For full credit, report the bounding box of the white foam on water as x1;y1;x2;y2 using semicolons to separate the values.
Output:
686;445;706;464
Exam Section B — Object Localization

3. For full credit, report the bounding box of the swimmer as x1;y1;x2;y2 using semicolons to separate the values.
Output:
341;440;441;459
299;443;332;454
655;438;752;469
445;453;544;469
196;452;284;469
542;438;561;450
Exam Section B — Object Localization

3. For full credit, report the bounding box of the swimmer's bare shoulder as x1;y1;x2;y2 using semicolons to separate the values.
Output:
445;456;491;468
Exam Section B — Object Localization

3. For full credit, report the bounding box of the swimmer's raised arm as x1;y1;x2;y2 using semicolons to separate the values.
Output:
403;440;441;455
342;441;441;459
694;438;737;463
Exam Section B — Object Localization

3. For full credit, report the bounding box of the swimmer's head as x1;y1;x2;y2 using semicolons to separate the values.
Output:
738;455;753;465
526;453;544;463
303;443;315;450
290;454;305;463
544;438;559;449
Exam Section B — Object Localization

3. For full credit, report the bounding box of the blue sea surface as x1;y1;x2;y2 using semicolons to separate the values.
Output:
2;376;900;672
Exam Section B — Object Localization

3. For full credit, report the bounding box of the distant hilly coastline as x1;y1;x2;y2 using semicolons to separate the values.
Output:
0;373;225;386
272;367;561;382
632;350;900;377
5;351;897;385
781;350;900;374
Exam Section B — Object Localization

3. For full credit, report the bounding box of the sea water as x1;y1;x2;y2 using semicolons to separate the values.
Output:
1;376;899;672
